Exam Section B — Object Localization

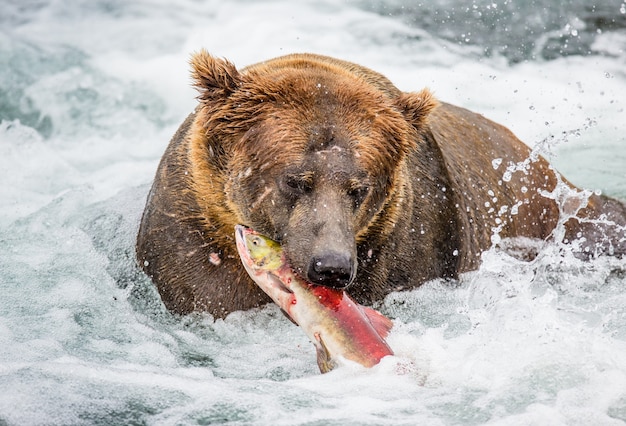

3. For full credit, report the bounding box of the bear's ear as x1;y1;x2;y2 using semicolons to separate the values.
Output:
395;89;439;130
190;50;243;103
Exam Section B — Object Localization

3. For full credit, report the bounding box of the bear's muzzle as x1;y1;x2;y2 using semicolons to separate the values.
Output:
307;251;355;289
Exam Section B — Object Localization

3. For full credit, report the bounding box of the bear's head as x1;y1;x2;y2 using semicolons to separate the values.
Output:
189;50;438;289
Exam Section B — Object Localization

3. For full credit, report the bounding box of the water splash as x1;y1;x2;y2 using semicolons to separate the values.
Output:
490;118;610;252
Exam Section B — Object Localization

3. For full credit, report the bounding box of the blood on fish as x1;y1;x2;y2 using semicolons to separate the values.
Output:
307;284;343;309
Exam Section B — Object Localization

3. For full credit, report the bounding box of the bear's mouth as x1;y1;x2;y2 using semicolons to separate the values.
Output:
281;250;307;280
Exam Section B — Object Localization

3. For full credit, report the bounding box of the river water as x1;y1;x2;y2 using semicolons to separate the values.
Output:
1;0;626;424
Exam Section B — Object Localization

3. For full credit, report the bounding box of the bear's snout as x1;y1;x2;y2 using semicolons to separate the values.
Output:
306;251;355;289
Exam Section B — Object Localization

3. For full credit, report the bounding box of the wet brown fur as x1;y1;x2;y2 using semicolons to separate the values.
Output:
137;51;626;317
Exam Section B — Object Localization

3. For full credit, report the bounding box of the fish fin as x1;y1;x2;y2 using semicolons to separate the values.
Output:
280;308;298;325
362;306;393;338
314;332;336;374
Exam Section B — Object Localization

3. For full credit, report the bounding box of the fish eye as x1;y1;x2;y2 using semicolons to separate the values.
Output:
251;236;261;246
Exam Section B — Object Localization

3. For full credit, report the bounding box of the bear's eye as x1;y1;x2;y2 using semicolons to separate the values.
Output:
347;183;370;208
282;173;313;196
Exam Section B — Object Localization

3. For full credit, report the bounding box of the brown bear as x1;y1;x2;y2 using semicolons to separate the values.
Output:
136;51;626;318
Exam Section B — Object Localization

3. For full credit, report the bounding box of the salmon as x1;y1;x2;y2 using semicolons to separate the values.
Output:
235;225;394;373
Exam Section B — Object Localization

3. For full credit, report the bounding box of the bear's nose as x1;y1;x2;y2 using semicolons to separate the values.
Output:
307;252;354;289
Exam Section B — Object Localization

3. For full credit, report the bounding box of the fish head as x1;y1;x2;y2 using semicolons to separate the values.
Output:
235;225;296;310
235;225;283;272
